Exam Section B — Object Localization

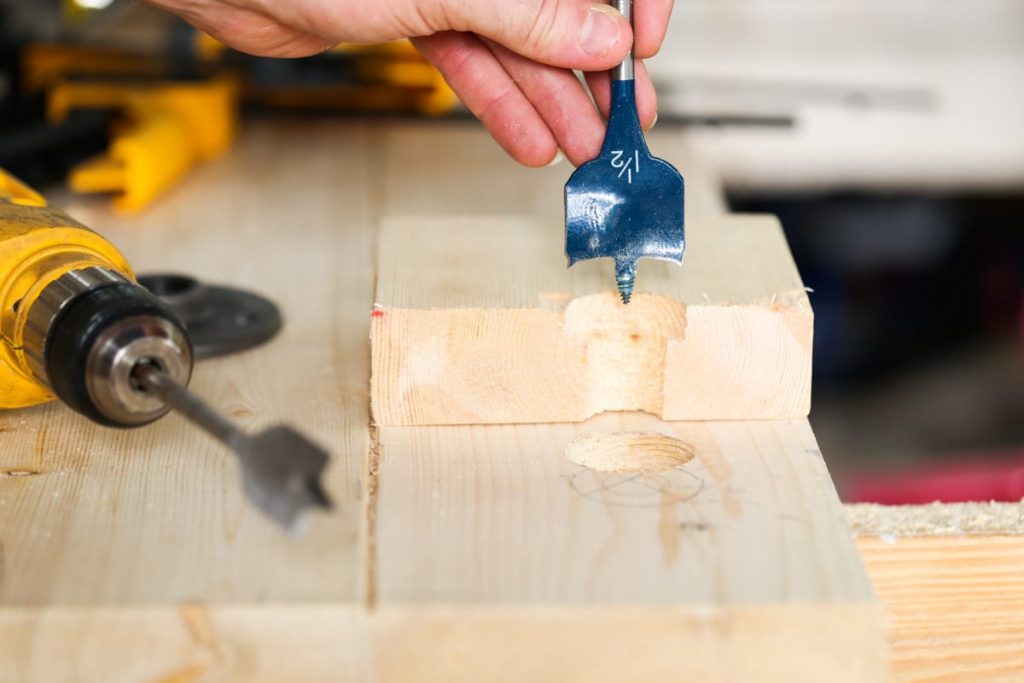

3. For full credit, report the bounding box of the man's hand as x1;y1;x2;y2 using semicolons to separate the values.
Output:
146;0;673;166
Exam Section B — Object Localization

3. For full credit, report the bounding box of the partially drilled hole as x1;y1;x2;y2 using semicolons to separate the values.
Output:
566;432;696;473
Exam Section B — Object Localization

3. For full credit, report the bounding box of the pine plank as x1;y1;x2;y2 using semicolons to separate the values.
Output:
0;120;902;681
853;503;1024;682
370;212;811;425
0;607;371;682
372;414;887;680
368;124;882;678
371;123;807;425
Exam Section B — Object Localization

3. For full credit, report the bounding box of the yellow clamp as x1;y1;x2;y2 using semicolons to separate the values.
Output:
47;76;239;213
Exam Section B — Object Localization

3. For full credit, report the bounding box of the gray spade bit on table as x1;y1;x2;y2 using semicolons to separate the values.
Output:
137;273;331;532
564;0;685;303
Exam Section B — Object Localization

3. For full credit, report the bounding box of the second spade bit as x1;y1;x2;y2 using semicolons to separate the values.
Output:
564;0;685;303
135;363;332;532
0;165;331;533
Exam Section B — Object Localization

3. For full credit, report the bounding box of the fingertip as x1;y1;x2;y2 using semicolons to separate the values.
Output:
565;142;601;168
461;1;632;72
634;60;659;129
511;133;561;167
484;98;560;168
481;99;560;168
482;41;604;168
578;5;633;67
478;107;559;167
633;0;675;59
546;149;567;167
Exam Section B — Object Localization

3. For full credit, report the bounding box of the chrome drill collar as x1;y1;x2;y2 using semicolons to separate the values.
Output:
23;267;126;384
84;314;192;426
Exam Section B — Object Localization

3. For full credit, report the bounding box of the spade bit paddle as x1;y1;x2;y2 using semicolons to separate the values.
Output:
564;0;685;303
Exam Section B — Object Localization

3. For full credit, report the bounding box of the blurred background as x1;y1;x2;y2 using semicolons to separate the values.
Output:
1;0;1022;502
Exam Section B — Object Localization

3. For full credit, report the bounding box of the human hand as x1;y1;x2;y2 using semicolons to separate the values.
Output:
147;0;673;167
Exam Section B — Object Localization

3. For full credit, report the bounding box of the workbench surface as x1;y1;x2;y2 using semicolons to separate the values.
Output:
0;121;1020;682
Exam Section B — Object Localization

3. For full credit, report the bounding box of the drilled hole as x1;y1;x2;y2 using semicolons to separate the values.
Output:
566;432;696;473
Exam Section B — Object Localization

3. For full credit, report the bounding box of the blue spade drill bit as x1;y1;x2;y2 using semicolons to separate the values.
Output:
564;0;685;303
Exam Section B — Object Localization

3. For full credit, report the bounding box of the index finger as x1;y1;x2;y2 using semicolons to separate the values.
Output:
632;0;675;59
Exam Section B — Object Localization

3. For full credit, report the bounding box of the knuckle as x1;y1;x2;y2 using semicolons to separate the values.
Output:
429;38;477;82
507;0;564;54
477;84;520;123
533;76;577;117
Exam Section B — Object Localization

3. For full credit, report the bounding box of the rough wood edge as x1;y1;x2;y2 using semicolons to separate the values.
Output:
847;500;1024;538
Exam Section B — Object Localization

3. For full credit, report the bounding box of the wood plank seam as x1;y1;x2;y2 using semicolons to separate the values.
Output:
364;425;382;611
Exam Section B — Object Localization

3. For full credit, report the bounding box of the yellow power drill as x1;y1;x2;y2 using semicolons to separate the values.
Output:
0;169;331;530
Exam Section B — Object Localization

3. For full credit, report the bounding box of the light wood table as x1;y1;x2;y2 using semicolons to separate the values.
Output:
0;120;1020;681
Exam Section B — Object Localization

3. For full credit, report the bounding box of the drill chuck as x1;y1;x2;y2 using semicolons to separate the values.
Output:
0;170;332;530
22;267;193;427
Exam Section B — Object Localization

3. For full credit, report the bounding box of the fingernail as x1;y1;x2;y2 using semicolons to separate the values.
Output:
546;149;566;167
581;6;623;57
646;112;659;131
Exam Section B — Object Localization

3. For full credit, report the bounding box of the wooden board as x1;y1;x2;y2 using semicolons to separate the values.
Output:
370;213;811;425
852;502;1024;682
371;124;808;426
0;120;889;681
372;415;886;681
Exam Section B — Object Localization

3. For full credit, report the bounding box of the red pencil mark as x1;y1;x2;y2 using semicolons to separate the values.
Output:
371;310;386;318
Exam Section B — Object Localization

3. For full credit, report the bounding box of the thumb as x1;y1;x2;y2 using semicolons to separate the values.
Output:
433;0;633;70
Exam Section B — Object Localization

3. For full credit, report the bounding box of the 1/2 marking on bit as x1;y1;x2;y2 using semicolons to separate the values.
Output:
610;150;641;184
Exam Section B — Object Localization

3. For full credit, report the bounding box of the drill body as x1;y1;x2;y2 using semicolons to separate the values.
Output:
0;169;192;426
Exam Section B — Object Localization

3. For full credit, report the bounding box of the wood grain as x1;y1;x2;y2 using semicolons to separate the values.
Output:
370;213;811;425
0;120;372;606
0;606;370;682
2;120;965;681
371;123;805;425
860;536;1024;682
852;501;1024;683
373;414;887;680
370;604;885;683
